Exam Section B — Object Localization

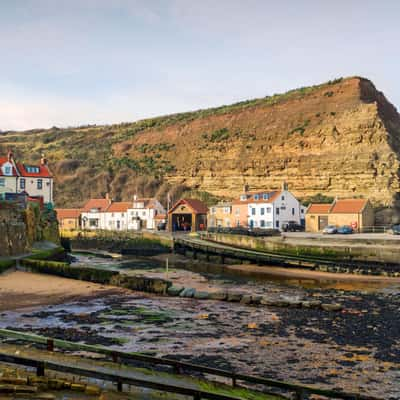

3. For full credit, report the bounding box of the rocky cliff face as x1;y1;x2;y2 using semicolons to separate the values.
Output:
1;77;400;222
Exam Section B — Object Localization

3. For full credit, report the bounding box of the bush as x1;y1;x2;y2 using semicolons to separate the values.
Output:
210;128;230;142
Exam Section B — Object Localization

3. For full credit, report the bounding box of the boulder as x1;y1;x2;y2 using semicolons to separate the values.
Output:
260;297;276;306
321;303;343;312
194;291;210;299
251;295;263;304
227;292;243;302
209;291;228;301
167;285;184;296
301;300;322;308
180;288;196;298
240;295;252;304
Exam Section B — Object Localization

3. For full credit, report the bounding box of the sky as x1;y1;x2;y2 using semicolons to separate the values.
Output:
0;0;399;131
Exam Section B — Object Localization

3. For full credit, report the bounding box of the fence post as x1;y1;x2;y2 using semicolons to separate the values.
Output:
47;339;54;352
36;361;45;377
117;379;123;392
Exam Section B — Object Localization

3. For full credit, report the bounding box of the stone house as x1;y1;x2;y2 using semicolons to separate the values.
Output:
55;208;82;231
230;185;306;229
306;199;375;232
0;151;54;204
207;202;232;228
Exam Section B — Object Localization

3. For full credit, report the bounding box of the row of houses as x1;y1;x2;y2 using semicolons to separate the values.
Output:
57;195;166;231
0;151;53;204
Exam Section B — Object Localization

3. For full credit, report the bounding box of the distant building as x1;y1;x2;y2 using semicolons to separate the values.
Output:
168;198;208;232
231;183;305;229
81;197;112;230
0;151;53;204
56;208;82;230
127;197;166;230
306;199;374;232
207;202;232;228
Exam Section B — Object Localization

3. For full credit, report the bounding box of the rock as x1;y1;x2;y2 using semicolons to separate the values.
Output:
272;300;290;307
180;288;196;298
209;291;228;301
251;295;263;304
287;300;302;308
167;285;184;296
15;385;38;394
240;295;252;304
85;385;101;395
194;291;210;300
260;297;276;306
33;394;56;400
0;377;28;385
301;300;322;308
71;383;86;391
321;303;343;312
48;379;65;390
0;385;15;394
227;292;243;302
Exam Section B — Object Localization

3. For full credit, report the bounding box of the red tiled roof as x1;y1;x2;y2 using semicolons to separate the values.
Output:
0;157;18;176
106;202;131;213
169;198;208;214
17;162;52;178
82;198;111;212
55;209;82;220
330;199;368;214
155;214;166;220
232;191;281;205
307;203;332;214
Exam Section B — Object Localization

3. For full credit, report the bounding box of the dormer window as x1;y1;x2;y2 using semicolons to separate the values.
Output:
263;193;269;200
240;195;247;201
26;166;40;174
4;166;11;175
254;194;259;200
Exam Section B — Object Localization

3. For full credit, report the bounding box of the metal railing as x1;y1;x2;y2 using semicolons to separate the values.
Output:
0;329;382;400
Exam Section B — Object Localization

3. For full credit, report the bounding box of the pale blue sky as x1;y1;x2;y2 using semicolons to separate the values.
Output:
0;0;399;130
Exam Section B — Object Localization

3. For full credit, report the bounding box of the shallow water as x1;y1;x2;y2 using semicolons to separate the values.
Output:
1;253;399;398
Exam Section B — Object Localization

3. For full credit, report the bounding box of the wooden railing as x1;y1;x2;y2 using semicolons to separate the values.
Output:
0;329;382;400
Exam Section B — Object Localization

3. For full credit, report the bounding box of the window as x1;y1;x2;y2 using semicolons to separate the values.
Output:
266;208;271;213
4;166;11;175
211;207;216;214
235;208;240;216
276;220;280;228
0;178;4;187
240;194;247;201
281;195;285;201
260;208;265;215
20;179;25;189
142;211;146;216
266;221;272;228
37;179;43;190
263;193;269;200
254;194;259;200
260;220;265;227
121;213;124;217
224;207;230;214
301;209;304;214
276;208;280;215
280;206;286;210
292;208;295;215
26;166;40;174
251;208;256;216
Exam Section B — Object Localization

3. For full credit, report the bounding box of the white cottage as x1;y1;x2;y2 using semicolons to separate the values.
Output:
127;197;166;230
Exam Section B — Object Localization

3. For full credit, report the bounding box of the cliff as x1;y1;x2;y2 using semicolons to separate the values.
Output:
1;76;400;222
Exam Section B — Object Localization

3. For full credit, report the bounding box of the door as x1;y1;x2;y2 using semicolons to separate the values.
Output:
318;216;328;230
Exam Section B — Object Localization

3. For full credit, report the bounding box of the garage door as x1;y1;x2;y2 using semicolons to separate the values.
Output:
318;216;328;230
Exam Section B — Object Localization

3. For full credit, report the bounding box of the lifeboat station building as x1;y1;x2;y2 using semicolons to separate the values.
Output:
168;198;208;232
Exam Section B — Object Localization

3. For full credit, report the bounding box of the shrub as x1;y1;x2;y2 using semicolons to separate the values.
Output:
210;128;230;142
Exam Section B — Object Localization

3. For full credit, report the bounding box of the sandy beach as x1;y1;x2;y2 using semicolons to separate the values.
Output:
0;271;124;312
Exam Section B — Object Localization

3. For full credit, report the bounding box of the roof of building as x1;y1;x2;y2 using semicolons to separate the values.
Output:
232;191;281;205
55;209;82;220
0;157;18;176
106;202;131;213
17;163;52;178
82;198;112;212
154;214;166;220
307;203;332;214
330;199;368;214
169;198;208;214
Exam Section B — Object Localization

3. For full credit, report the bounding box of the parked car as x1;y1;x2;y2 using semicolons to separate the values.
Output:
282;221;305;232
390;224;400;235
322;225;337;234
337;225;353;234
157;221;167;231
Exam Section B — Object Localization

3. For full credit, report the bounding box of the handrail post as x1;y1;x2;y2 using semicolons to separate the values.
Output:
47;338;54;352
117;379;123;392
36;361;45;377
232;375;237;387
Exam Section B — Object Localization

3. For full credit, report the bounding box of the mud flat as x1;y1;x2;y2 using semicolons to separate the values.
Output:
0;271;124;311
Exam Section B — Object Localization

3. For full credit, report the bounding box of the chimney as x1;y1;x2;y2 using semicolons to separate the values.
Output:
243;184;249;193
40;153;47;166
133;194;137;201
282;181;288;191
7;150;13;162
